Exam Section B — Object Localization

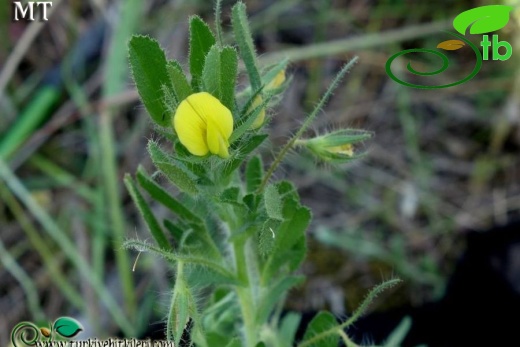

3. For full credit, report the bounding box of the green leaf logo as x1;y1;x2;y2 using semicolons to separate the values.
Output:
453;5;513;35
53;317;83;338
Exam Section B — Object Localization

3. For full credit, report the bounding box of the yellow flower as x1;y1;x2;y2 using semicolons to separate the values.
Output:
173;92;233;158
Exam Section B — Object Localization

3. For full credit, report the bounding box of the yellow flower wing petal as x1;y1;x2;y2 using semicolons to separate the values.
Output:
173;98;209;156
206;117;230;158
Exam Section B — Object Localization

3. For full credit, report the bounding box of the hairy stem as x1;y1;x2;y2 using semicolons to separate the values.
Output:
258;57;358;192
234;241;256;347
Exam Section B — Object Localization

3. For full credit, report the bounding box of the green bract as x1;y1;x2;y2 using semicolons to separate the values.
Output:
126;2;400;347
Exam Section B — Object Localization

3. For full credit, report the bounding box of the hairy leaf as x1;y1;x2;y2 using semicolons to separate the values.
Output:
148;141;199;195
124;174;170;250
301;311;339;347
203;45;238;110
167;60;193;103
189;16;216;90
246;155;263;193
128;35;172;126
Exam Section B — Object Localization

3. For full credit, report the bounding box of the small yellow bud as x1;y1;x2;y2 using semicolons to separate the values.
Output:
325;143;354;156
249;95;265;129
266;70;286;91
173;92;233;158
296;129;371;163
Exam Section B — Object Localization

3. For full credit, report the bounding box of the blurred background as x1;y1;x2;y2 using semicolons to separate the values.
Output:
1;0;519;346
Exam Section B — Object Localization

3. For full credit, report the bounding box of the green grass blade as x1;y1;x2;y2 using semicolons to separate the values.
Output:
0;87;60;159
0;158;134;336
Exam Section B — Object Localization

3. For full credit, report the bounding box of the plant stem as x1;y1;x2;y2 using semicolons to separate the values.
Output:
234;241;256;347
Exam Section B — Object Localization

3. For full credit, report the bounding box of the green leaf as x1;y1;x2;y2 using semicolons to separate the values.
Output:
203;45;238;111
302;311;339;347
164;219;184;243
168;271;192;346
264;184;283;221
167;60;193;102
279;313;301;346
262;198;311;282
53;317;83;338
222;134;268;178
220;187;241;205
231;3;262;92
453;5;513;35
124;239;232;281
206;332;233;346
225;339;242;347
136;165;202;225
384;316;412;347
262;58;289;90
124;174;170;250
246;155;263;193
128;35;172;127
258;218;281;256
230;94;271;143
256;275;305;324
148;141;199;195
243;193;260;212
189;16;216;90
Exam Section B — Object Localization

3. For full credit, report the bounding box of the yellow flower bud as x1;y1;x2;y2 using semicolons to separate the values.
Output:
173;92;233;158
325;143;354;156
295;129;371;163
249;95;265;129
266;69;286;91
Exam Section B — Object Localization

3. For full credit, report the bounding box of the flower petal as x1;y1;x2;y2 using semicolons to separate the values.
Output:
173;92;233;158
173;97;209;156
207;117;230;158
